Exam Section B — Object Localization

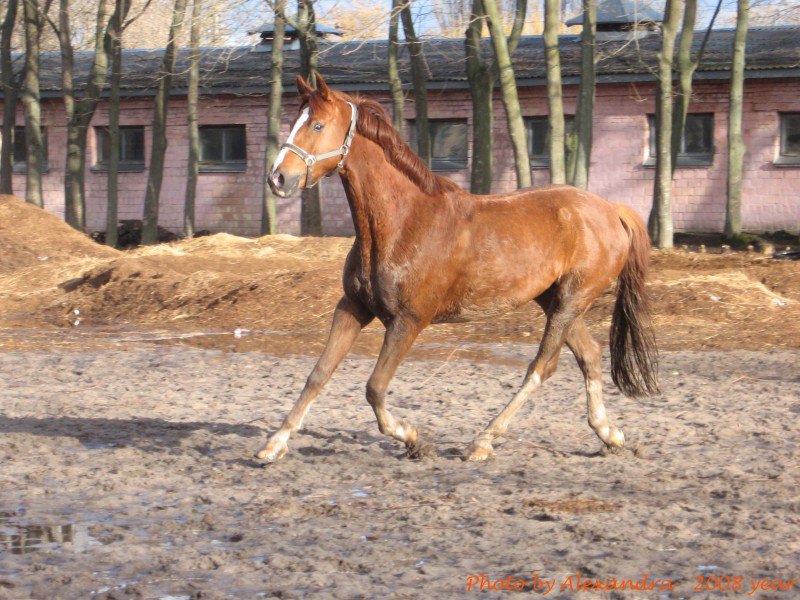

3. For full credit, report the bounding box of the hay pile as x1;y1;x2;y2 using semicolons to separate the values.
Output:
0;198;798;351
0;195;117;274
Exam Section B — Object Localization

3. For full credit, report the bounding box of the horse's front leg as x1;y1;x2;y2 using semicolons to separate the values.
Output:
254;296;373;462
366;316;423;451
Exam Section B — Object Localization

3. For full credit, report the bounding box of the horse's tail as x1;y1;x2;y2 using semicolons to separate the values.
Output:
610;204;660;398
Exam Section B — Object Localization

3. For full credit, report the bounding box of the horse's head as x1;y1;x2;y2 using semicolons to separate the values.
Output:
269;74;357;197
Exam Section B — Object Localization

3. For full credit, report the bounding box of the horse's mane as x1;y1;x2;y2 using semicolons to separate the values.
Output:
307;91;459;196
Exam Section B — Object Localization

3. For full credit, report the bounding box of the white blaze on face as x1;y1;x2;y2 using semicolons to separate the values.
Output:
271;107;311;177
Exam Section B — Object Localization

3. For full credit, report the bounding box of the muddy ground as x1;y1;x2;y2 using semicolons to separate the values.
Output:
1;195;800;598
1;342;799;599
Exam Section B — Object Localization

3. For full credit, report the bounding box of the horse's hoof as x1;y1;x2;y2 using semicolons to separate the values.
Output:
405;434;435;460
254;440;288;462
607;426;625;449
464;442;494;462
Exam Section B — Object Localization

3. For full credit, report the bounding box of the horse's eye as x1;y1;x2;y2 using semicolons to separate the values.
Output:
312;122;324;132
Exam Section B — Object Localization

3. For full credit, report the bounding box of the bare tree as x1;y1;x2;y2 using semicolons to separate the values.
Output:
482;0;530;188
104;0;137;247
566;0;594;189
0;0;19;194
141;0;188;244
387;0;403;130
183;0;201;238
649;0;683;248
49;0;119;230
544;0;565;184
671;0;722;174
297;0;322;235
261;0;285;235
465;0;492;193
21;0;48;207
401;0;430;167
724;0;748;238
464;0;525;194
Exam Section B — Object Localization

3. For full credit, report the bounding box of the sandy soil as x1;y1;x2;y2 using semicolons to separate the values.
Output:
2;195;800;598
1;341;799;598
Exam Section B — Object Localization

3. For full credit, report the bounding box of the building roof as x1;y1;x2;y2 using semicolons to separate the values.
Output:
247;22;343;36
11;26;800;99
566;0;662;27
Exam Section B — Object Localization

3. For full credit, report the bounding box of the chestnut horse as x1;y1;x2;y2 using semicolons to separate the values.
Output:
256;74;658;463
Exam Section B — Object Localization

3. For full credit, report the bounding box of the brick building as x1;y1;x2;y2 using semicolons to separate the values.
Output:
2;21;799;236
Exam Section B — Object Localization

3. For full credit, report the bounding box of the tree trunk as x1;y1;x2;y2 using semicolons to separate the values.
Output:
566;0;595;189
0;0;18;194
21;0;43;207
184;0;201;239
59;0;114;231
671;0;696;174
141;0;187;245
387;0;404;131
482;0;530;188
261;0;284;235
298;0;322;236
649;0;683;248
544;0;565;184
465;0;492;194
671;0;721;174
400;0;430;167
105;0;131;247
724;0;748;238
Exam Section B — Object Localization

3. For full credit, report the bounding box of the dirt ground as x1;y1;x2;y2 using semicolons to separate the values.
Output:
1;195;800;598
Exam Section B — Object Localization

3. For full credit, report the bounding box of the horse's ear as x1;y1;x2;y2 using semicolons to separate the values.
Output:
315;73;331;100
296;75;313;98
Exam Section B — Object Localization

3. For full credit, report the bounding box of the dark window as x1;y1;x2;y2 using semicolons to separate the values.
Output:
95;126;145;171
409;119;468;171
525;115;576;167
12;126;48;172
647;113;714;167
777;113;800;165
199;125;247;172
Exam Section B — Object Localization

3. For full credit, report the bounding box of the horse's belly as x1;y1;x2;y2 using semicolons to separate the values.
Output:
432;297;531;324
432;274;555;324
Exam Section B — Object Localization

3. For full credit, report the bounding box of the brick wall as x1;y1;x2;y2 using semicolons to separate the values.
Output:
4;77;799;237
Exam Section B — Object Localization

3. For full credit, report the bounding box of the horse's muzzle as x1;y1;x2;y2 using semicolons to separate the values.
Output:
269;168;301;198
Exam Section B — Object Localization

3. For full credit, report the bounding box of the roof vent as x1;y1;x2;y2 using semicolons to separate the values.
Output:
248;22;343;52
566;0;661;40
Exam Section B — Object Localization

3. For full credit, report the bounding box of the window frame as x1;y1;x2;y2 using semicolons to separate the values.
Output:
524;115;576;168
93;125;146;172
408;118;469;171
199;125;248;173
645;113;714;168
776;112;800;166
12;125;49;173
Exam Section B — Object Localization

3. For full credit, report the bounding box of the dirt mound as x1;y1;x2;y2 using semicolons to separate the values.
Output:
0;195;117;274
1;222;798;351
2;233;349;330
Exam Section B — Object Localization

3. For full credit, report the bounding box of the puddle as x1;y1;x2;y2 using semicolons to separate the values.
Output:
0;511;98;555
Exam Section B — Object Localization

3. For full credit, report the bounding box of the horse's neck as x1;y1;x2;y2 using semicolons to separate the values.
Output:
339;137;424;266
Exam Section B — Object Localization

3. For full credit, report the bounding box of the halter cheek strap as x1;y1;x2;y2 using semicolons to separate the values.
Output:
279;101;358;189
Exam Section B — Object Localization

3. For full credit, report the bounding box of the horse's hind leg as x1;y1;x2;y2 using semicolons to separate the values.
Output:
254;296;373;462
465;292;580;461
365;317;423;450
566;319;625;450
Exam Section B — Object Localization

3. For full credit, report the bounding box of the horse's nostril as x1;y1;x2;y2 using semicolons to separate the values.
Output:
271;171;285;189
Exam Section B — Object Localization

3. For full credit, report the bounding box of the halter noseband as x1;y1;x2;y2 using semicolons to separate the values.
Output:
278;101;358;188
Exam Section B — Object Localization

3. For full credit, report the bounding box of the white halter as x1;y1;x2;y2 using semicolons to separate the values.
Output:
273;101;358;188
